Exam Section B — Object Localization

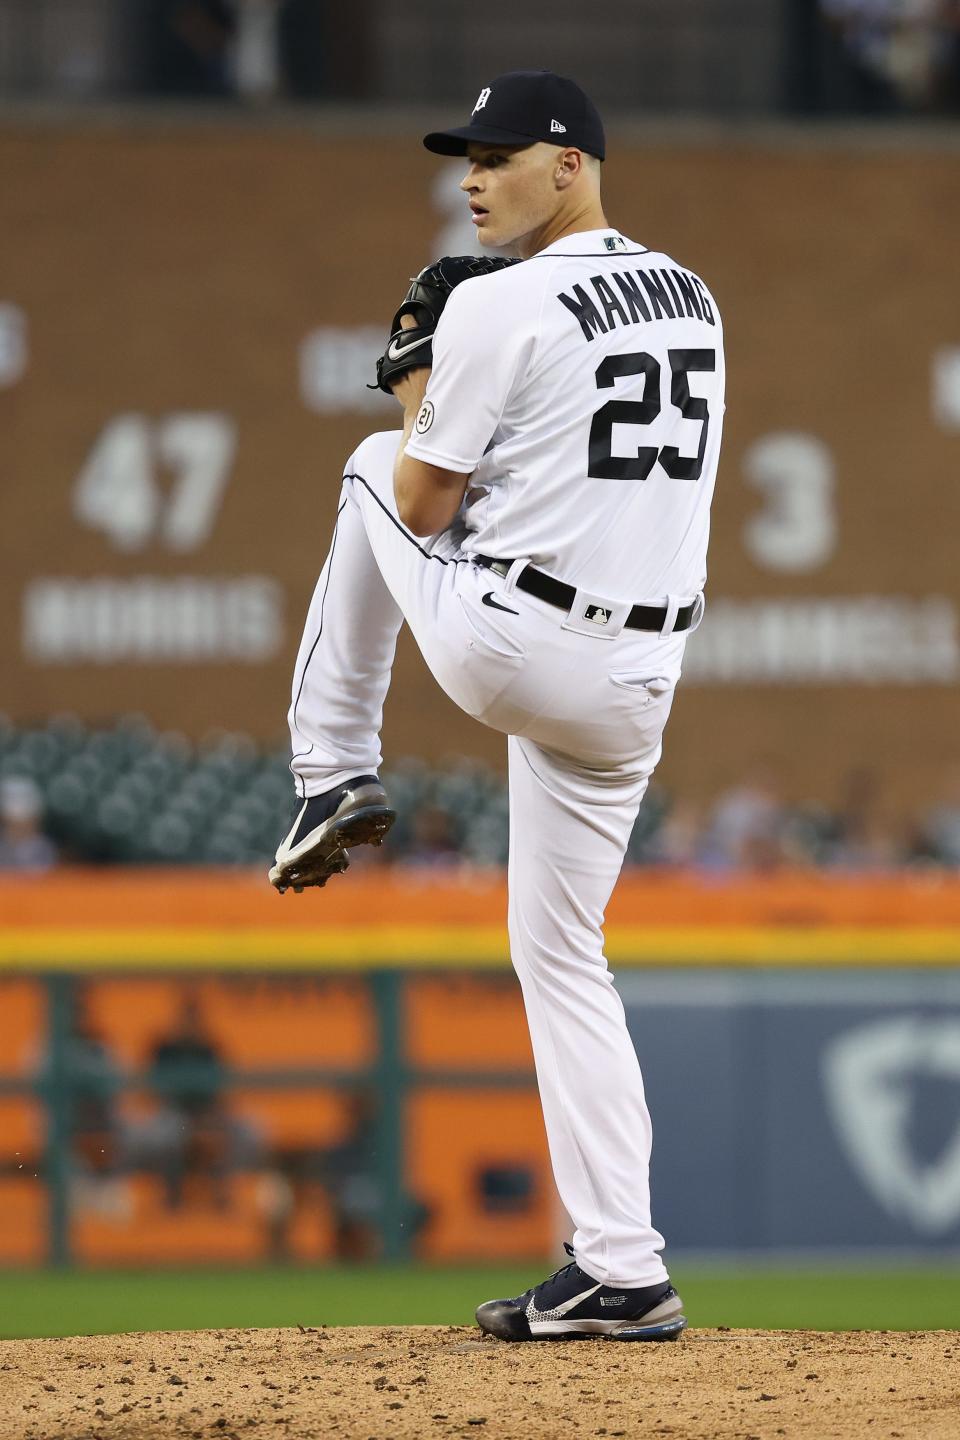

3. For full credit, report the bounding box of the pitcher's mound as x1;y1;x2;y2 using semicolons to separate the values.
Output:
3;1325;957;1439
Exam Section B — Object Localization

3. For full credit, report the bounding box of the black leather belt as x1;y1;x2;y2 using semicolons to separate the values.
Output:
475;556;696;633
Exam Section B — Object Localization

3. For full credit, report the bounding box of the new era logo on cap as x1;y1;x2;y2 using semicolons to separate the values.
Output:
423;70;605;161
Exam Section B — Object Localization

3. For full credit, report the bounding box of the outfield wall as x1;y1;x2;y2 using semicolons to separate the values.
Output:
2;871;959;1265
1;125;959;808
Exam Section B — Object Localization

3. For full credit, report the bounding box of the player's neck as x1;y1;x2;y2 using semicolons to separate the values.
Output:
516;202;610;260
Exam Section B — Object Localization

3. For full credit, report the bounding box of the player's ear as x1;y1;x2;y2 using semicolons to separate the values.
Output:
554;149;582;187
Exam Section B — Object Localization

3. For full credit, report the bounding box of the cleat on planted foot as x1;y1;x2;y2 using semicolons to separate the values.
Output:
475;1244;686;1342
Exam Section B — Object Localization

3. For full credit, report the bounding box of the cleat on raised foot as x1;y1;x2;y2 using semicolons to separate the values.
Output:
269;775;395;893
475;1244;686;1342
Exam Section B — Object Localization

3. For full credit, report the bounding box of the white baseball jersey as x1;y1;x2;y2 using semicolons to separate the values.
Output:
404;228;724;603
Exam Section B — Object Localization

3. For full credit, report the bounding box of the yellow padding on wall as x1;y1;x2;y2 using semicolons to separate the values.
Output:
0;925;958;970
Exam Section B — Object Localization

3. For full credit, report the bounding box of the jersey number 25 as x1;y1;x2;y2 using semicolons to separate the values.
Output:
588;349;716;483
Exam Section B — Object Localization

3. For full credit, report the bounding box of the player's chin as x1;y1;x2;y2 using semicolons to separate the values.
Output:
476;223;518;256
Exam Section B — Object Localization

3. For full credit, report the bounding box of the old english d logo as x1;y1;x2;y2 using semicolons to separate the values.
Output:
822;1017;960;1234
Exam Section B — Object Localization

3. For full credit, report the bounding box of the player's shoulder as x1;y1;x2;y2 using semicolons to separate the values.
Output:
443;253;539;312
344;429;403;477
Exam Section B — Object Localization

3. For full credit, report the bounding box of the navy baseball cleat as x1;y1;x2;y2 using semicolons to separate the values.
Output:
268;775;395;893
476;1245;686;1342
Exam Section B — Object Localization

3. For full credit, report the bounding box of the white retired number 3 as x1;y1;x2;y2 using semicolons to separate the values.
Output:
741;431;837;574
73;412;236;553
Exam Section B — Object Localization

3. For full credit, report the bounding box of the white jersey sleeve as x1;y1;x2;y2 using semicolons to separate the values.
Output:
403;275;537;474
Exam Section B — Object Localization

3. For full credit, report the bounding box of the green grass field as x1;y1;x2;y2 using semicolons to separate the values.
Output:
2;1264;959;1340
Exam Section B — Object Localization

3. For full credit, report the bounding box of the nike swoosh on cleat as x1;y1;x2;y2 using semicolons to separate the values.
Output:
482;591;519;614
386;334;432;362
526;1282;602;1322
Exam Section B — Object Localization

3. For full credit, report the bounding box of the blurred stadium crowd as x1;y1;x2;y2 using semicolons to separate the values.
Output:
2;716;959;873
1;0;958;115
27;977;396;1260
816;0;960;112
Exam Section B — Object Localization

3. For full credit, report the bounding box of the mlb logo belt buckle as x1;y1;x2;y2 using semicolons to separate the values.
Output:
560;588;632;639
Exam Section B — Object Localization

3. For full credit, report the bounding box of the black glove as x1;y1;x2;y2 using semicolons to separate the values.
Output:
371;254;520;394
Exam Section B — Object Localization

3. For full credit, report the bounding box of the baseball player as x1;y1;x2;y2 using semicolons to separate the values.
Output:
271;69;724;1341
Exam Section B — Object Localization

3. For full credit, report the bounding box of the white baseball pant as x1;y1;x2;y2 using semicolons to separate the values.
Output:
289;430;692;1287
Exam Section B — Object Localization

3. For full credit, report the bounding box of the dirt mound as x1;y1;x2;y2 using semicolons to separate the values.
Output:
2;1325;958;1440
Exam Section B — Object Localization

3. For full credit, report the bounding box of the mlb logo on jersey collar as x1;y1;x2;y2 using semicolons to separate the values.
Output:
561;588;632;639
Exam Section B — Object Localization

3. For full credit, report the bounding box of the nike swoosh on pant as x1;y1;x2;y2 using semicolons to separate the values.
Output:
482;591;519;615
526;1282;602;1322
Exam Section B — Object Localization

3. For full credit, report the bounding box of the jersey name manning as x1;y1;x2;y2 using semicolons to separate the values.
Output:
404;229;725;603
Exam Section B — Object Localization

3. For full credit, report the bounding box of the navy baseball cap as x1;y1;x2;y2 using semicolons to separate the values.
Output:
423;70;605;162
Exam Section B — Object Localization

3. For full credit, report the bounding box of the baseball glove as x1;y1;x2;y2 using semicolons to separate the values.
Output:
371;254;520;394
